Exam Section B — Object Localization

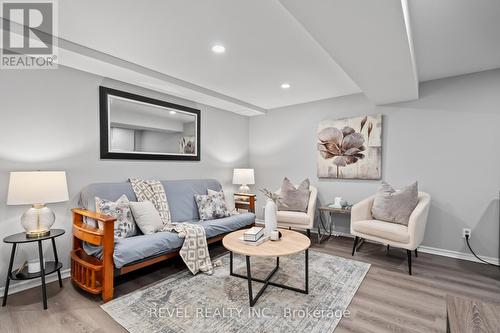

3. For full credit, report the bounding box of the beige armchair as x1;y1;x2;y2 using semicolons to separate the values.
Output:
350;192;431;275
276;186;318;238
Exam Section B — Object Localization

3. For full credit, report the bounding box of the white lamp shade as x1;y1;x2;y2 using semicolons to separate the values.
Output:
7;171;69;205
232;168;255;185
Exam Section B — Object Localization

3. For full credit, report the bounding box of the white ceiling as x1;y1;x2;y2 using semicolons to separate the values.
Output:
409;0;500;82
57;0;360;110
3;0;499;114
280;0;419;105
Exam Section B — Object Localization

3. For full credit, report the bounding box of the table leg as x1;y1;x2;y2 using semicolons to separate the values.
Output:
38;240;48;310
2;243;17;307
305;249;309;294
229;251;233;275
51;238;63;288
245;256;254;306
329;212;334;237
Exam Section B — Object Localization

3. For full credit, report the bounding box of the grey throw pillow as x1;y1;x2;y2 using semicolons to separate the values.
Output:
95;195;137;239
129;201;164;235
278;178;311;212
371;181;419;225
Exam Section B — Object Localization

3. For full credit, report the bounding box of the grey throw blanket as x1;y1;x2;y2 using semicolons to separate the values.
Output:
129;178;213;275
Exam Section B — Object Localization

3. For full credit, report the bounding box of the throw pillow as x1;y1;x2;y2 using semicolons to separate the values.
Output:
195;191;231;221
278;177;311;212
129;201;164;235
208;189;237;215
95;195;137;239
371;181;419;225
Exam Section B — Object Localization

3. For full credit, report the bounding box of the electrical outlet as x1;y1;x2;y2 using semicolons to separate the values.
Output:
462;228;471;238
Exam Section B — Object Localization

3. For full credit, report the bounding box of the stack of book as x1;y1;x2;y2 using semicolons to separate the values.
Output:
238;227;268;246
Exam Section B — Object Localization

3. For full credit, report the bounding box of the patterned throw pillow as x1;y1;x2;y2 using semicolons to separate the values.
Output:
195;190;230;221
95;195;138;239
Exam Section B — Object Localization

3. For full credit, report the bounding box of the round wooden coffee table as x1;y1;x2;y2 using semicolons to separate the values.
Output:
222;228;311;306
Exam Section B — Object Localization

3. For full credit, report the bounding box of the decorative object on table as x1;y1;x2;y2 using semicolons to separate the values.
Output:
243;226;264;242
232;168;255;193
28;258;46;273
317;114;382;179
277;177;310;212
7;171;69;238
233;193;256;213
101;250;370;333
270;230;282;241
331;196;343;209
14;261;27;276
237;235;269;246
260;188;282;236
351;189;431;275
318;205;353;243
2;229;65;310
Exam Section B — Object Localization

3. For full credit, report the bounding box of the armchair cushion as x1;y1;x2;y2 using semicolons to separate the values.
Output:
371;181;418;225
277;177;310;212
276;211;309;226
352;219;410;243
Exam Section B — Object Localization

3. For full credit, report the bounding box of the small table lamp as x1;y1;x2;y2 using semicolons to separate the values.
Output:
7;171;69;238
233;168;255;193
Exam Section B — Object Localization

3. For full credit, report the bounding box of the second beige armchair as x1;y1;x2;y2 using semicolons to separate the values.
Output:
350;192;431;275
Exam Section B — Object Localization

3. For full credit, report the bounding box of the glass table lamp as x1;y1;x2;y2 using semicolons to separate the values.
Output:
7;171;69;238
233;168;255;193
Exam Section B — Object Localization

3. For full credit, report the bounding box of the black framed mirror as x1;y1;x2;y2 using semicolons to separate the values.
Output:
99;87;201;161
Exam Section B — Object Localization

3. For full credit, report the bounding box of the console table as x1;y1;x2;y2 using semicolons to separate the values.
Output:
317;206;352;243
2;229;65;310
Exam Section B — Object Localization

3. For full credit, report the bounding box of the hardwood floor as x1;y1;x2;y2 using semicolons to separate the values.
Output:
1;236;499;333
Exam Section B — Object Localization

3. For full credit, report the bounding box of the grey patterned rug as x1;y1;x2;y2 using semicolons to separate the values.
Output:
101;250;370;333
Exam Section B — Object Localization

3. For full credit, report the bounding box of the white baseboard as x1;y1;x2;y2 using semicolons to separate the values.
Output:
0;268;71;297
417;246;499;266
257;219;499;265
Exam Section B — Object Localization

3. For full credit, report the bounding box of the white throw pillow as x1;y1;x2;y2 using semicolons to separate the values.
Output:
129;201;163;235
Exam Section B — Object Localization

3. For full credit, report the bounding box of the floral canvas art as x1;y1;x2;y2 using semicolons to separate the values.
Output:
317;115;382;179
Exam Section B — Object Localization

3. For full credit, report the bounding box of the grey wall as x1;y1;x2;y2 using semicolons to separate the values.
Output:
250;69;500;259
136;130;181;153
0;66;250;289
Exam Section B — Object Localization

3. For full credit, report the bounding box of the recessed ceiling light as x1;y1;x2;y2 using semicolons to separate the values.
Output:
211;44;226;54
169;110;176;115
281;83;291;89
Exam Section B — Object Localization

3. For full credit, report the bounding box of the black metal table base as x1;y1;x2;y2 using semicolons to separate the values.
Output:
317;211;333;243
2;238;63;310
229;250;309;307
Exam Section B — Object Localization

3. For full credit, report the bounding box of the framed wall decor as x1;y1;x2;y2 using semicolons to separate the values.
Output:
317;114;382;179
99;87;201;161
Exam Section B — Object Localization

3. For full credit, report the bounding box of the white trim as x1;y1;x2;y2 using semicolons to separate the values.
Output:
0;269;70;297
257;219;499;265
418;246;499;266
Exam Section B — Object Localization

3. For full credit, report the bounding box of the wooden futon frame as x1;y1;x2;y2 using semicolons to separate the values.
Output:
71;208;252;302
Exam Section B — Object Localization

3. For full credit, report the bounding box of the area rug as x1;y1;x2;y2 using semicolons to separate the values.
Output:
101;250;370;333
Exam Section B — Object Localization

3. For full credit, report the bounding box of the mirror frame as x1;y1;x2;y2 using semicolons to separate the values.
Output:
99;86;201;161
